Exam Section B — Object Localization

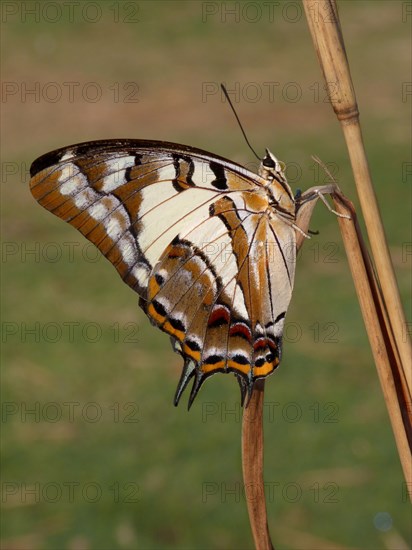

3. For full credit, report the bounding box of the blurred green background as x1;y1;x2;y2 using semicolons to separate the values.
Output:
1;1;411;549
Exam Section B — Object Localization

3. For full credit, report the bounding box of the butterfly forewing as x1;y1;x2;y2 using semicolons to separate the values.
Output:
30;139;297;407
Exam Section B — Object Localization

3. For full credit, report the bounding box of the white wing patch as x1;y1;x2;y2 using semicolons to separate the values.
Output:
157;164;177;182
59;163;87;196
131;263;151;287
138;187;219;264
88;201;109;221
101;156;136;192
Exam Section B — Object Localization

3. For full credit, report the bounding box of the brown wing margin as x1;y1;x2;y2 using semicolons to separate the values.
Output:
30;139;258;182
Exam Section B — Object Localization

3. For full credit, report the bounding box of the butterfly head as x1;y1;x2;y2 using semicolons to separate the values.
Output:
260;149;287;181
259;149;295;212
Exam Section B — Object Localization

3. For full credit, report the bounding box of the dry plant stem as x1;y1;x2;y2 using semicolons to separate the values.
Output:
242;379;274;550
332;193;412;500
302;0;412;394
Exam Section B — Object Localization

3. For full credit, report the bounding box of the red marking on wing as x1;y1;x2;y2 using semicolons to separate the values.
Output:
229;322;252;343
208;305;230;327
253;338;276;351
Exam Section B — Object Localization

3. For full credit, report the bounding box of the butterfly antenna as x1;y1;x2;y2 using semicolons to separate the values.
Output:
220;84;261;161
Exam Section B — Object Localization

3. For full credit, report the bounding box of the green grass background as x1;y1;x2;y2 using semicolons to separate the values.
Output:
1;1;411;549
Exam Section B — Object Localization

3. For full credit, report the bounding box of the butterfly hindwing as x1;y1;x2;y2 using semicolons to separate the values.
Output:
30;139;297;407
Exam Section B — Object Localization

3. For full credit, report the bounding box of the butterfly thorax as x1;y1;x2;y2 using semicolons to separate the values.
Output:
258;149;295;219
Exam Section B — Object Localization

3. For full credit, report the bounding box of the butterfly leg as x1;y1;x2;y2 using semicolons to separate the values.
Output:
300;185;351;219
294;184;350;250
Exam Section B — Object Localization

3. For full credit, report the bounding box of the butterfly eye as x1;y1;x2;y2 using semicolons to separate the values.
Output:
263;155;275;168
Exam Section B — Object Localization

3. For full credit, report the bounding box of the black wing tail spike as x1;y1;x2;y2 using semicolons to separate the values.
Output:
236;374;248;407
174;359;196;407
176;366;256;409
244;377;255;409
235;373;256;408
187;371;208;410
173;360;208;410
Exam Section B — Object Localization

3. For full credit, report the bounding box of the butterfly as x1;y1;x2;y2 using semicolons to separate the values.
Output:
30;138;342;408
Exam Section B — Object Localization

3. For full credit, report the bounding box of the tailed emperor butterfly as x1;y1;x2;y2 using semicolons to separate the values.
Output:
30;104;346;408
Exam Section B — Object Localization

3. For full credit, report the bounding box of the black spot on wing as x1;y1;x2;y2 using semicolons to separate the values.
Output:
185;338;201;352
231;354;249;365
152;300;167;317
169;317;186;331
209;161;228;190
155;273;165;286
204;354;223;364
125;154;143;181
172;154;195;192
